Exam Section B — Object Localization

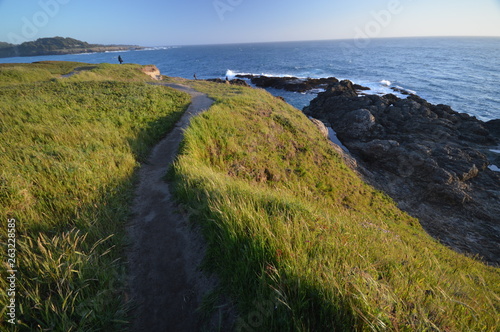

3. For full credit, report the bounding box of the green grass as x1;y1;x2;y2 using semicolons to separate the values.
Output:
0;61;156;86
0;61;82;86
171;80;500;331
63;63;158;82
0;62;191;330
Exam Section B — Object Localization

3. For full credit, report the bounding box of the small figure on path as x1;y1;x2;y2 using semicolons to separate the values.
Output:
118;55;123;64
193;73;197;80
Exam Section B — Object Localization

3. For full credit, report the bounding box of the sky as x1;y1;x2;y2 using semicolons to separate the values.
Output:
0;0;499;46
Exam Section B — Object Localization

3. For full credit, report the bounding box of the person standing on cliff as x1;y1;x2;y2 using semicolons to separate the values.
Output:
118;55;123;64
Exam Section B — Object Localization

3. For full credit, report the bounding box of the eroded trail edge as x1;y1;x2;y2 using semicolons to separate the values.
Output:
127;84;215;331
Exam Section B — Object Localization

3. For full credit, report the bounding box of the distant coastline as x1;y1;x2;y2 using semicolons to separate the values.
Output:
0;37;498;122
0;36;143;58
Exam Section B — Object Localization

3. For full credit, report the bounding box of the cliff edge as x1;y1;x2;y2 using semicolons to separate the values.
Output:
304;80;500;265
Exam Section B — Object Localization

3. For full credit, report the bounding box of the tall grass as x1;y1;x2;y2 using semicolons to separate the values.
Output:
172;80;500;331
0;62;190;330
63;63;158;82
0;62;85;86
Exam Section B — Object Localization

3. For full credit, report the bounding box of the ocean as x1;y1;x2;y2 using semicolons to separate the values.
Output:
1;37;499;121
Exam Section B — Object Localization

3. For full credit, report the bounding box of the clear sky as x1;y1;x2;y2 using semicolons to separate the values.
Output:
0;0;499;46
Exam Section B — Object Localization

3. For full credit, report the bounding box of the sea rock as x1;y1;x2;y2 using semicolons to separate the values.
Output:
485;119;500;140
235;74;370;94
205;78;250;87
391;86;413;95
229;79;250;87
304;80;500;265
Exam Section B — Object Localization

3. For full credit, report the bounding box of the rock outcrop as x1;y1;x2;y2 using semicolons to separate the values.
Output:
304;80;500;265
205;78;250;87
140;65;162;80
309;117;330;139
235;74;370;93
485;119;500;140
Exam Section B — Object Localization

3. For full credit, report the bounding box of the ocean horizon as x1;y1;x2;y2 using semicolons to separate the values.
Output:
1;36;499;121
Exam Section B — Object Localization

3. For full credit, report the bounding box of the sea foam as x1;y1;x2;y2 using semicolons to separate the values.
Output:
225;69;301;80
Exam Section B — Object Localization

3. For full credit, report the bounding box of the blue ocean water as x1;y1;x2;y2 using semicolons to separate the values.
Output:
1;37;499;121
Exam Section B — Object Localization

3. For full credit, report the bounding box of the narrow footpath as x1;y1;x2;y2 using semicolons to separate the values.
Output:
127;84;216;331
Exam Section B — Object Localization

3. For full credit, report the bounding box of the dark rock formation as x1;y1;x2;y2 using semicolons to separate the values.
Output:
485;119;500;140
304;80;500;265
235;74;370;94
484;120;500;166
391;86;412;95
205;78;250;87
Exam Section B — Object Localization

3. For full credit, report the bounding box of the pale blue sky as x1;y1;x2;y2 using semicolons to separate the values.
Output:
0;0;499;46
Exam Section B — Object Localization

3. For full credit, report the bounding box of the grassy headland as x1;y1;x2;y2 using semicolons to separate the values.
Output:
0;37;142;58
170;79;500;331
0;62;190;330
1;62;498;331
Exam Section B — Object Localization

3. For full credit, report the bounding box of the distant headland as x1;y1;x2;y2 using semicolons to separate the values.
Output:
0;36;143;58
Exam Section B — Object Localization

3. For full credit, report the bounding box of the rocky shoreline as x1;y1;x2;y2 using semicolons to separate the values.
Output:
203;74;500;265
303;80;500;265
235;74;371;93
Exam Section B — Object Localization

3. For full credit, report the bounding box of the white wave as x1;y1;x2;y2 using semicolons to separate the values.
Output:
488;165;500;172
263;73;296;78
225;69;299;80
141;46;174;51
309;88;327;94
490;149;500;154
225;69;257;79
225;69;238;79
355;79;416;99
394;85;417;95
104;50;131;53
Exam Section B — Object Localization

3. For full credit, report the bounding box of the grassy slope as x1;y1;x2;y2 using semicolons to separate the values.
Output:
0;62;190;330
171;80;500;331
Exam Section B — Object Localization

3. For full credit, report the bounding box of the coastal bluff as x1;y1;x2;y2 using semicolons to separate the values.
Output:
304;80;500;265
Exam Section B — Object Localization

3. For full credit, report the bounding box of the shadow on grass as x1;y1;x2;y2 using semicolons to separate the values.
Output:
172;184;360;332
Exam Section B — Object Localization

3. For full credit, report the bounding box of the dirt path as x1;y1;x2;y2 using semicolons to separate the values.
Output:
127;84;218;331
